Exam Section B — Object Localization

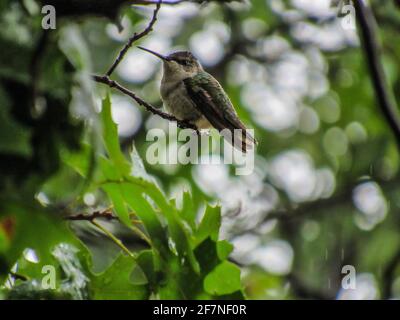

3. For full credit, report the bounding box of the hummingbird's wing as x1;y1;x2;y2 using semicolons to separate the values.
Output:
183;72;256;153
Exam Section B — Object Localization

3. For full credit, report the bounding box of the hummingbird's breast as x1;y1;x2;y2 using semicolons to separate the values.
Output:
160;79;204;123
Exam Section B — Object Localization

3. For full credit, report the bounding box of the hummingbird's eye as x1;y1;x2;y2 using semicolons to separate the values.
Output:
177;59;189;66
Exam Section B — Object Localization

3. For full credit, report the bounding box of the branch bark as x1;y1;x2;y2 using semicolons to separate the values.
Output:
65;208;151;245
92;0;199;132
106;0;162;76
354;0;400;149
93;75;199;131
65;209;117;221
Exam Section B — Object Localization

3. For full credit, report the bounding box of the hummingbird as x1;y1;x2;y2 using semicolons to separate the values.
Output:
138;46;256;153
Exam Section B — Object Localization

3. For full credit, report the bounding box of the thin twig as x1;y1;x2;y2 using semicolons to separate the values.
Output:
9;271;29;282
93;75;199;131
91;220;137;259
93;0;199;132
106;0;162;76
354;0;400;149
66;208;151;245
65;209;117;221
128;224;152;246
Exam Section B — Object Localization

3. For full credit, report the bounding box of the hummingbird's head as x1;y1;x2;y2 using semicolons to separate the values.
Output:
138;46;203;80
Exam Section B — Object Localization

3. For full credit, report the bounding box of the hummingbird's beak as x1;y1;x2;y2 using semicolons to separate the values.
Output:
137;46;170;61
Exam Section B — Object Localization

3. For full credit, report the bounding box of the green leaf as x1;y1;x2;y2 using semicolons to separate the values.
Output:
62;143;94;178
0;202;84;289
194;238;222;275
100;94;200;273
100;94;130;177
136;250;158;287
103;183;131;226
217;240;233;260
90;253;149;300
137;181;200;273
130;145;153;182
4;203;78;269
156;254;201;300
195;205;221;246
179;190;196;229
203;261;242;296
119;182;169;262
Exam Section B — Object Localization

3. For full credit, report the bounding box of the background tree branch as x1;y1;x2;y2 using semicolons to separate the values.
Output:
105;0;162;76
354;0;400;149
91;0;199;132
93;75;199;131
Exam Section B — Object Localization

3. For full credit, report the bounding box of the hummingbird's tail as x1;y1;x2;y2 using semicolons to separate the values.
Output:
222;128;257;153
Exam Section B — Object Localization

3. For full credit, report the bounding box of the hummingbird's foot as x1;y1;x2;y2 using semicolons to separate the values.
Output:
192;129;210;136
191;130;201;136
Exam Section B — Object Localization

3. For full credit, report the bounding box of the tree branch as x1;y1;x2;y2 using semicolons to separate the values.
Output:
354;0;400;149
65;209;117;221
93;75;199;131
106;0;162;76
91;219;137;259
9;271;29;282
65;208;137;259
66;208;151;245
91;0;199;132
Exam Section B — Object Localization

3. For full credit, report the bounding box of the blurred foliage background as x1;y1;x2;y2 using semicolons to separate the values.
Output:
1;0;400;300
